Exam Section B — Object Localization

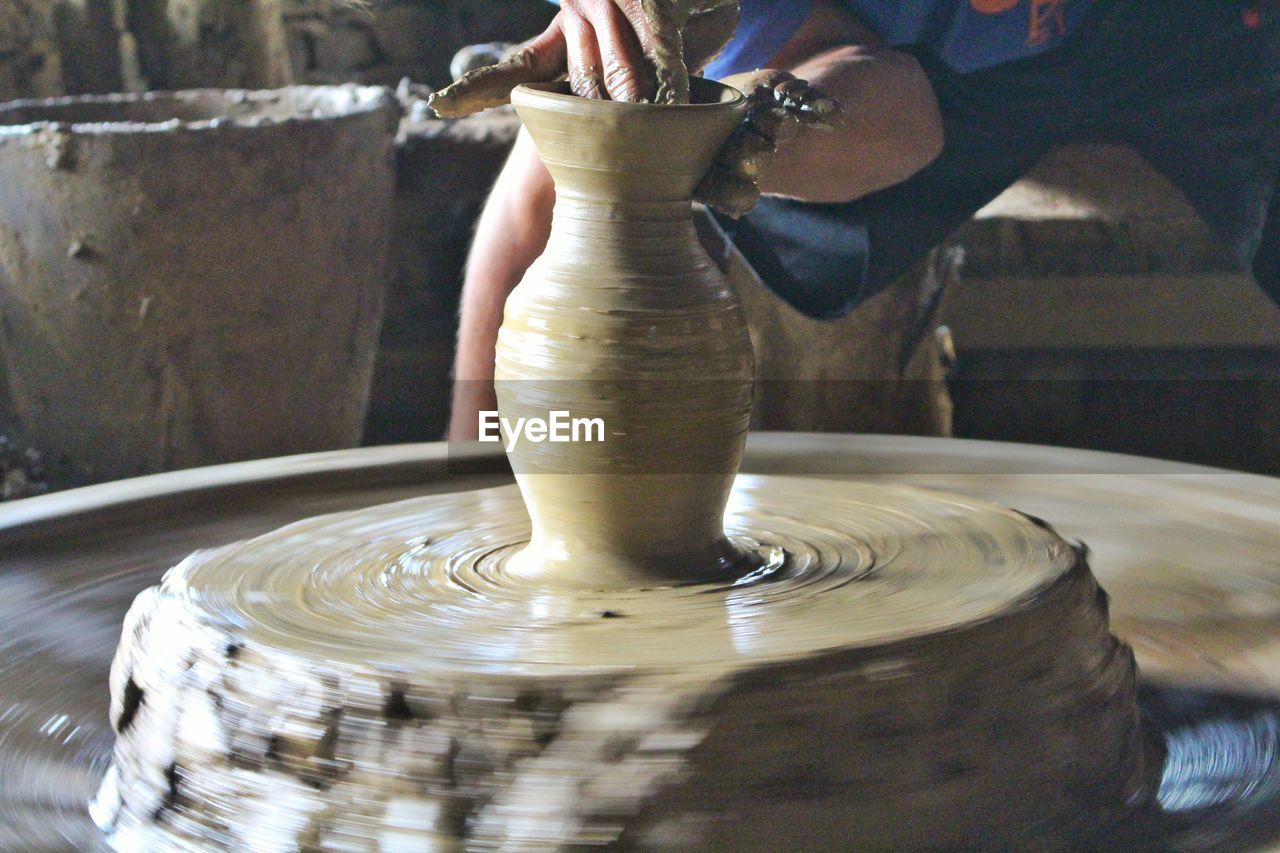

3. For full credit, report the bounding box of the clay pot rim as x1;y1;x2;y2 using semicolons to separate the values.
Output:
512;77;746;114
0;85;397;137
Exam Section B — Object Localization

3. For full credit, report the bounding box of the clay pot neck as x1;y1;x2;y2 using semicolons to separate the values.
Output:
510;80;747;204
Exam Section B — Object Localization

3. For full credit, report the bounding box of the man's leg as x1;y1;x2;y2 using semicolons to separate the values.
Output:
449;129;555;440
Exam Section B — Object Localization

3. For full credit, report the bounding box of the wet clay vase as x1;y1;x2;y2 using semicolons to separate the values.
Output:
496;80;754;586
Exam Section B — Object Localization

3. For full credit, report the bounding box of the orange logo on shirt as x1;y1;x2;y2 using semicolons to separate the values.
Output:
970;0;1074;47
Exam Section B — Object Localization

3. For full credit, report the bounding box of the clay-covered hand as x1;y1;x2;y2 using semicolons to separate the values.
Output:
696;69;842;218
428;0;737;116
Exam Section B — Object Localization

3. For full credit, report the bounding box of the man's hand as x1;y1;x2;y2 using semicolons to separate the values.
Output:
698;69;842;218
427;0;738;116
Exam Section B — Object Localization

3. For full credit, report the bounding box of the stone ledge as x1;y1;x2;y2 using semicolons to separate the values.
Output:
963;144;1232;277
949;144;1280;350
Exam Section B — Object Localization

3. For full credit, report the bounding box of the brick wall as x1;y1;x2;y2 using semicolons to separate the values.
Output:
0;0;556;100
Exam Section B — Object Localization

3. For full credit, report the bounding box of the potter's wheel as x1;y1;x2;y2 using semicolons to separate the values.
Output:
4;434;1280;849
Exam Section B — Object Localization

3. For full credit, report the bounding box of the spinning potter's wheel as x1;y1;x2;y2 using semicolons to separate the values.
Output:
5;83;1279;850
3;435;1280;849
88;476;1143;848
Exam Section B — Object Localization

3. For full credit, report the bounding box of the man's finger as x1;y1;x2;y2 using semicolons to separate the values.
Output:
581;1;654;102
726;69;794;103
428;22;567;117
565;15;607;99
616;0;692;104
717;125;777;178
774;77;812;107
748;103;802;143
801;90;842;122
695;168;759;219
772;77;841;124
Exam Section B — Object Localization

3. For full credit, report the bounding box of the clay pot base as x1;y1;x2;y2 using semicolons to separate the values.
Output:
4;436;1280;850
89;476;1146;848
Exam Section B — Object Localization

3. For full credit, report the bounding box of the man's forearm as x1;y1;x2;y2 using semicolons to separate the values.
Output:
757;8;944;203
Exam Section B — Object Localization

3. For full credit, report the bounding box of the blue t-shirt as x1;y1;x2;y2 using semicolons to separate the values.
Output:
705;0;1095;78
